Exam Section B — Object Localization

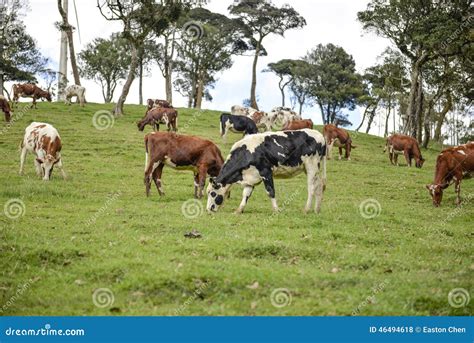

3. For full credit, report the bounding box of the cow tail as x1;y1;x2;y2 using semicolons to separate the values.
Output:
321;154;327;191
144;135;149;171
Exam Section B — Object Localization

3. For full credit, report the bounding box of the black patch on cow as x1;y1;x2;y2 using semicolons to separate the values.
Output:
216;131;326;187
215;195;224;205
220;114;258;135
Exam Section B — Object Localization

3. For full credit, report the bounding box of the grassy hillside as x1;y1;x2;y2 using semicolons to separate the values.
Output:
0;102;472;316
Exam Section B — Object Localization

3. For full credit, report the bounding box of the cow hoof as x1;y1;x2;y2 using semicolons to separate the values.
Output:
234;209;243;215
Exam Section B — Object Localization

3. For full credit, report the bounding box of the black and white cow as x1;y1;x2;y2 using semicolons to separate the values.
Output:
220;113;258;142
207;129;327;214
64;85;86;107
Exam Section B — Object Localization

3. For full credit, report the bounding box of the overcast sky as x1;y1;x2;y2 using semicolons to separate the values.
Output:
20;0;396;132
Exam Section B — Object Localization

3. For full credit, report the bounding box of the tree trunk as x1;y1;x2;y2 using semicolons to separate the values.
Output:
434;91;452;143
422;104;432;149
415;73;424;143
114;43;138;117
404;52;428;137
366;99;380;134
384;96;391;137
250;38;262;110
57;0;81;86
195;71;204;110
0;73;4;96
356;104;371;132
138;52;143;105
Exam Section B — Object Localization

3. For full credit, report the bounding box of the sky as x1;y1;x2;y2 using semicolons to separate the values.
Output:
18;0;397;133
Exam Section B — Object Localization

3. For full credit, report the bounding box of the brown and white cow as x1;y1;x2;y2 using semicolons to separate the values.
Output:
426;142;474;207
283;119;313;131
0;95;12;122
250;111;273;132
19;122;66;181
146;99;172;114
384;134;424;168
137;107;178;132
144;132;224;199
12;83;52;109
323;124;355;160
269;107;302;129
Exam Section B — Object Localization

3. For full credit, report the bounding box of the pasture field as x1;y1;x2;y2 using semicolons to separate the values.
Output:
0;102;472;316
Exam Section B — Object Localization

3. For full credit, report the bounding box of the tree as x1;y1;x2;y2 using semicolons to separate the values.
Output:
0;1;48;97
78;33;131;103
97;0;192;116
288;60;312;115
304;43;364;125
174;7;249;109
265;59;298;107
229;0;306;110
153;26;178;103
358;0;472;139
57;0;81;86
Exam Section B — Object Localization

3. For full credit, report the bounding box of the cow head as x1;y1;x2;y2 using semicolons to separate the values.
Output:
206;178;230;213
416;156;425;168
42;91;52;102
137;120;146;132
425;183;448;207
36;154;57;181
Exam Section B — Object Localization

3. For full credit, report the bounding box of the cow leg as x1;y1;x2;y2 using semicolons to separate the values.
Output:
193;173;199;199
19;147;27;175
144;161;155;197
197;165;208;199
388;150;394;165
236;185;254;214
454;173;462;206
394;153;399;166
338;147;343;160
152;163;165;196
346;143;351;160
314;175;324;214
260;169;279;212
32;97;37;109
404;150;411;167
56;158;67;180
304;168;317;214
327;141;333;160
34;159;42;177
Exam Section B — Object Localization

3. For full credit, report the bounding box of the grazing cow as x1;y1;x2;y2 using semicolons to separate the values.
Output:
250;111;273;132
220;113;258;142
384;134;425;168
12;83;52;109
231;105;258;117
0;95;12;122
426;142;474;207
207;129;327;214
144;132;224;199
19;122;66;181
269;107;301;128
64;85;86;107
283;119;313;131
137;107;178;132
323;124;355;160
146;99;172;114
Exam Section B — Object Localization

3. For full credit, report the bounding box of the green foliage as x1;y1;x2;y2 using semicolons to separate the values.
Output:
0;102;472;315
78;33;131;103
304;43;364;125
0;3;48;83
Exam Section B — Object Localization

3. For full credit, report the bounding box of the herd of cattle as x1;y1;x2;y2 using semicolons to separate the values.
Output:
1;82;473;211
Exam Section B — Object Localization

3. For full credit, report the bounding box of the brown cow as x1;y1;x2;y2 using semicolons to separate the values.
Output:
146;99;172;114
0;95;12;122
19;122;66;181
283;119;313;131
137;107;178;132
144;132;224;199
323;124;355;160
12;83;52;109
426;142;474;207
384;134;425;168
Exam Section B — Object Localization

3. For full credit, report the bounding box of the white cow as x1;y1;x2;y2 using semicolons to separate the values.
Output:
269;107;302;129
19;122;67;181
231;105;258;117
64;85;86;107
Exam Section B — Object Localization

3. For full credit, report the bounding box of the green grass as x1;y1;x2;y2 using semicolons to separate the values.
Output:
0;102;472;316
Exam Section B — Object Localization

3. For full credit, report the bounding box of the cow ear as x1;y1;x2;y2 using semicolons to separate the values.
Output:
425;185;431;190
441;183;449;190
36;158;43;164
